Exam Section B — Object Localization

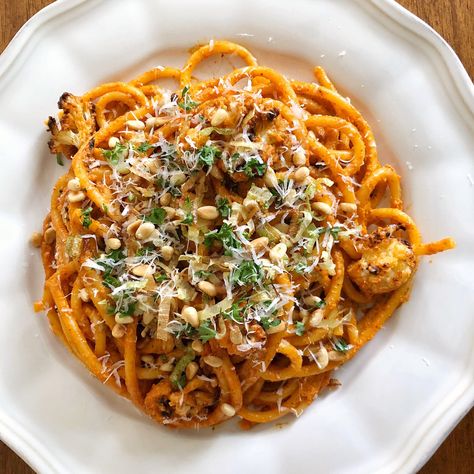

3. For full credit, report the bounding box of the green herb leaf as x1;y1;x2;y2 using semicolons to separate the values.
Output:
103;274;121;289
198;320;217;342
204;223;241;255
56;153;64;166
177;85;199;111
181;197;194;224
242;158;267;178
261;317;281;330
216;197;230;218
144;207;166;226
154;273;168;283
333;337;350;353
103;143;127;166
231;260;262;286
135;142;154;153
295;321;306;336
222;303;244;323
195;270;212;279
80;207;93;228
197;145;221;167
170;349;195;389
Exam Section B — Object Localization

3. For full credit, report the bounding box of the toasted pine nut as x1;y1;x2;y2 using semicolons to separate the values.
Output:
44;227;56;244
136;222;155;240
309;309;324;327
159;192;172;206
269;243;287;263
67;191;86;203
170;172;186;186
30;232;42;248
126;220;142;235
67;177;81;192
160;361;174;372
181;306;199;328
244;199;259;219
211;108;229;127
191;339;204;353
162;206;176;219
106;237;121;250
197;281;217;297
220;403;236;417
203;355;223;368
263;167;278;188
210;166;224;179
197;205;219;220
125;119;145;130
185;361;199;380
339;202;357;214
131;264;154;277
229;326;243;344
145;116;168;129
266;320;286;334
112;323;126;338
304;295;322;307
161;245;174;261
142;312;155;325
293;148;307;166
249;236;269;252
293;166;310;183
312;201;333;216
141;354;155;365
115;314;134;324
108;136;120;148
316;346;329;369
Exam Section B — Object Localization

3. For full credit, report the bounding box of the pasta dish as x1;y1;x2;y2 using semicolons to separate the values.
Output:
33;41;454;428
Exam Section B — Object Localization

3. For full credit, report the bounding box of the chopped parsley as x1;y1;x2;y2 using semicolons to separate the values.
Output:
154;273;168;283
295;321;306;336
80;207;93;228
198;320;217;342
242;158;267;178
143;207;166;225
231;260;262;286
216;197;230;218
204;223;241;255
177;85;199;111
222;303;244;323
181;197;194;224
56;153;64;166
261;317;281;330
135;141;154;153
102;143;127;166
170;349;195;389
197;145;221;167
333;337;351;353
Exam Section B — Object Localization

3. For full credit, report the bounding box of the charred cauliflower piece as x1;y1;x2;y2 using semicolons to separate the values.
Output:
347;236;416;295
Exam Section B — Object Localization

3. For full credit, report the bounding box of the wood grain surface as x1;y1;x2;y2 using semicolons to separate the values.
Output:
0;1;472;473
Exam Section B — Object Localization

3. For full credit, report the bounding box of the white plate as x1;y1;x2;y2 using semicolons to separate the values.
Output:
0;1;473;473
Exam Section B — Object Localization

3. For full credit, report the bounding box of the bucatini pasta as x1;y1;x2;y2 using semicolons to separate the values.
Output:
33;41;454;429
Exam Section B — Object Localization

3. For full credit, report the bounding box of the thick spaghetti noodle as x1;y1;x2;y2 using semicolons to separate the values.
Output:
34;41;454;428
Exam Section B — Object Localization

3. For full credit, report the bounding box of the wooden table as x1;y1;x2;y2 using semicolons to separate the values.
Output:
0;1;472;472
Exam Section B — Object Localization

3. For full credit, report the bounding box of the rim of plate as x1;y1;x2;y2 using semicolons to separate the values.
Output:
0;1;472;473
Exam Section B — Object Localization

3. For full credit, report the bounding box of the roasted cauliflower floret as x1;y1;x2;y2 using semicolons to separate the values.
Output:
347;237;416;295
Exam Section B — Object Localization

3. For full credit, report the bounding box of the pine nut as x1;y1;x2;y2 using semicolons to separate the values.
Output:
197;205;219;220
115;314;134;324
159;192;172;206
309;309;324;327
142;312;155;325
136;222;155;240
220;403;236;417
203;355;223;368
67;191;86;203
78;288;90;302
211;108;229;127
106;237;121;250
316;346;329;369
161;245;174;261
249;236;269;252
210;166;224;179
339;202;357;214
269;242;287;263
131;264;154;277
181;306;199;328
112;323;126;338
244;199;259;219
125;119;145;130
229;326;243;344
293;166;310;183
108;136;120;148
312;201;333;216
126;220;142;235
191;339;204;353
293;148;307;166
145;116;168;129
30;232;42;248
263;167;278;188
160;361;174;372
162;207;176;219
141;354;155;365
67;177;81;191
197;281;217;297
304;295;322;307
266;320;286;334
185;361;199;380
44;227;56;244
170;172;186;186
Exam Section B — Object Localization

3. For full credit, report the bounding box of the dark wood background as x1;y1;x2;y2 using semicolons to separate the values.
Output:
0;1;472;472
